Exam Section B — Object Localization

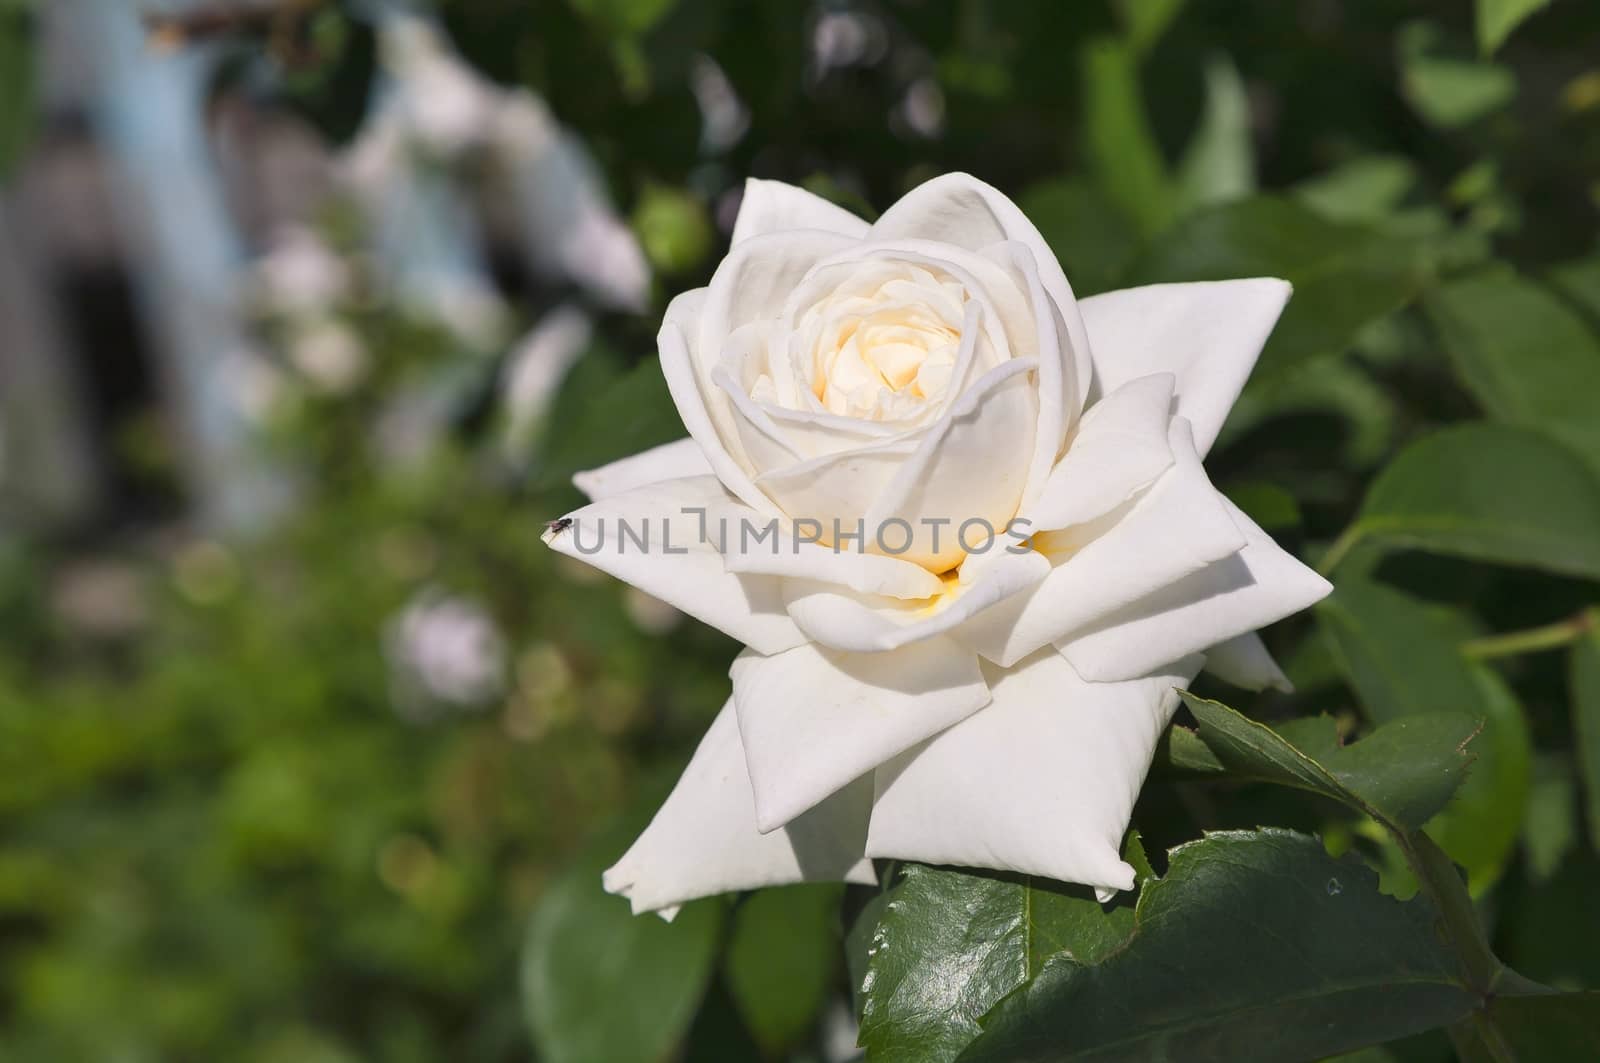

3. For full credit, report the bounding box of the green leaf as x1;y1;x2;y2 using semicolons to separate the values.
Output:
1318;580;1533;888
847;879;899;1021
1399;23;1517;128
1222;481;1301;532
536;354;685;490
957;830;1478;1063
521;813;723;1063
1017;179;1140;297
724;884;841;1055
1175;57;1255;214
1523;755;1578;882
1124;197;1423;381
858;862;1136;1063
566;0;677;37
1178;694;1479;833
1294;156;1418;223
1476;0;1551;55
1425;271;1600;479
1081;37;1174;238
1569;621;1600;853
1330;424;1600;581
1548;256;1600;327
1114;0;1185;55
1458;992;1600;1062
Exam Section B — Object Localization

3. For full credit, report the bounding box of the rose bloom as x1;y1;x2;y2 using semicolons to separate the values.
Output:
545;174;1331;916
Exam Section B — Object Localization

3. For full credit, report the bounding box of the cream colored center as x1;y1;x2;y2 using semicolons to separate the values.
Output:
795;264;967;421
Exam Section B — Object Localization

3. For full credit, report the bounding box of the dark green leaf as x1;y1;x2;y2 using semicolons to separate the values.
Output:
536;354;685;490
1318;580;1532;887
957;830;1478;1063
1548;256;1600;327
1123;197;1423;381
1018;179;1140;297
1178;694;1479;833
1332;424;1600;581
724;884;841;1055
847;879;900;1022
521;815;723;1063
1425;271;1600;479
1457;992;1600;1062
1223;481;1301;532
858;862;1135;1063
1569;621;1600;853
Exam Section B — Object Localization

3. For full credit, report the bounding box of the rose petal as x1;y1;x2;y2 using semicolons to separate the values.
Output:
1056;499;1332;681
572;438;713;502
1080;279;1291;455
955;418;1245;667
865;650;1203;891
1204;631;1293;693
1025;372;1175;532
730;638;991;831
870;172;1093;421
861;358;1039;570
604;699;876;915
985;240;1079;509
783;546;1053;654
660;315;781;516
543;476;806;654
731;178;870;246
722;527;944;599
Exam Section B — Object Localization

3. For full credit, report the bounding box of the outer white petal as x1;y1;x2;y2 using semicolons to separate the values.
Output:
731;178;870;245
543;476;805;654
604;699;876;915
1026;373;1175;532
660;317;781;516
1057;500;1332;682
1204;631;1293;693
572;438;713;502
870;172;1093;422
1080;279;1291;456
865;650;1203;891
955;418;1245;667
730;639;991;832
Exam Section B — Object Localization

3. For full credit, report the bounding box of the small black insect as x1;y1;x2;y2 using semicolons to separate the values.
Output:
545;518;574;536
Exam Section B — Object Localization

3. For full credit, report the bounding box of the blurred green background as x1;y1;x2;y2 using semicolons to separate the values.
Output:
1;0;1598;1060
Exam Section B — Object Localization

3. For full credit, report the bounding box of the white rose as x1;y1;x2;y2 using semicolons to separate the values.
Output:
545;174;1331;915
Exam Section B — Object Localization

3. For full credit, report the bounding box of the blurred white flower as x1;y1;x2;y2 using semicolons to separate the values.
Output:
287;318;369;395
385;590;508;719
501;304;593;461
222;346;288;424
689;54;750;154
381;17;503;157
249;226;350;318
896;77;946;139
339;15;650;315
